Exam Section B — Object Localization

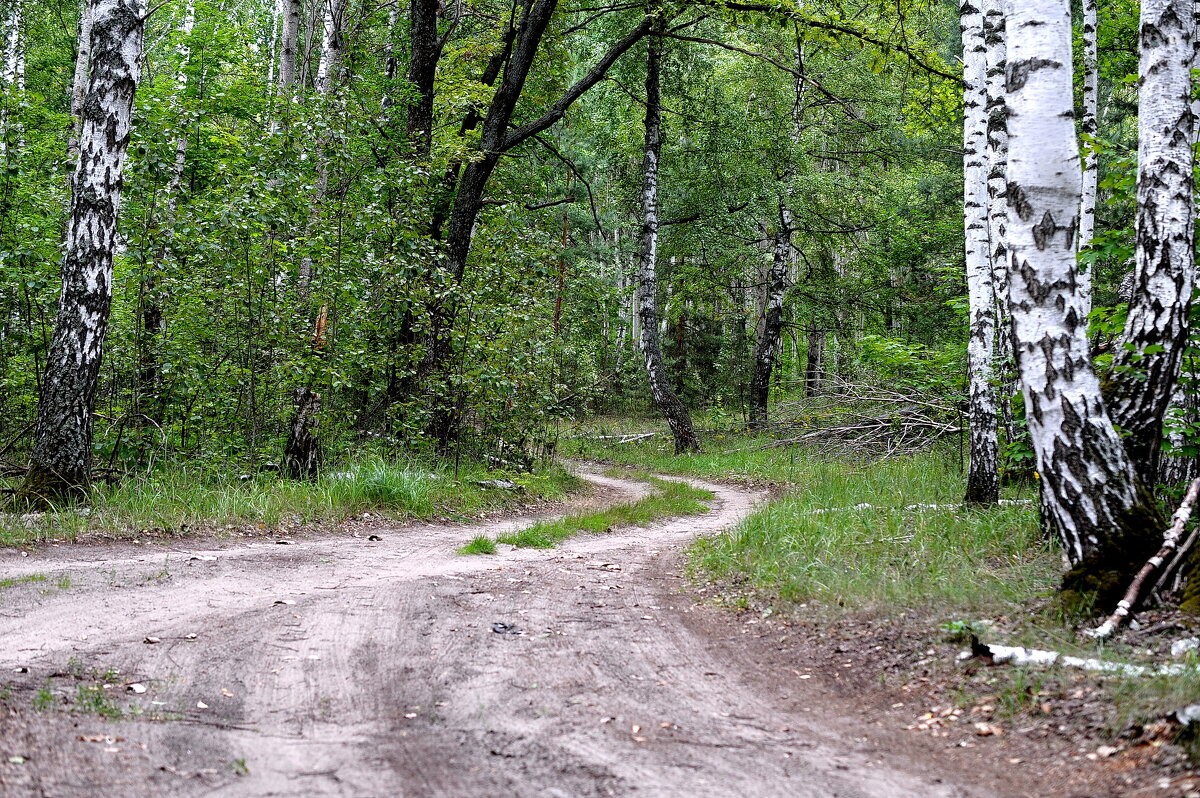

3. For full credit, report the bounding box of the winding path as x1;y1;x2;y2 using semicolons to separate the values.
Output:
0;469;995;797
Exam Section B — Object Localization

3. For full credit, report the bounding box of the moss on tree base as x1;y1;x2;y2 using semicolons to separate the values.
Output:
13;464;90;511
1057;491;1163;616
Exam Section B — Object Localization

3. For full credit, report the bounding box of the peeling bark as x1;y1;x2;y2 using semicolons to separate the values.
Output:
20;0;144;504
962;0;999;504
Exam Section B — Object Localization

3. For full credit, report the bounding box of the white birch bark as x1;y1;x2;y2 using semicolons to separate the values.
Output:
1109;0;1195;484
22;0;144;502
276;0;299;99
68;0;95;161
166;0;195;213
1078;0;1099;308
983;0;1017;449
636;25;699;454
1005;0;1146;568
962;0;999;503
0;0;21;159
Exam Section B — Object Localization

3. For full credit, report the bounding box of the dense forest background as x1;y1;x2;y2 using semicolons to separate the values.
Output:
0;0;1153;477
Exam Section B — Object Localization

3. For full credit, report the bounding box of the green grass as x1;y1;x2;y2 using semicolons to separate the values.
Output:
464;475;713;552
0;458;581;547
458;535;498;555
0;573;47;588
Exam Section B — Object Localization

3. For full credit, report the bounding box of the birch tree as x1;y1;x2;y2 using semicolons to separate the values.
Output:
1078;0;1099;302
748;205;791;428
19;0;145;504
68;0;94;162
1107;0;1196;486
284;0;348;479
982;0;1016;448
637;23;700;454
961;0;999;504
1005;0;1160;606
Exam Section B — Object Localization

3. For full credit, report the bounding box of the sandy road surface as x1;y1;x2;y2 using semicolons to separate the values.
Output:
0;470;1002;798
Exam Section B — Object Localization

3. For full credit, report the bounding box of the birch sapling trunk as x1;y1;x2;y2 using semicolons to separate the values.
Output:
68;0;94;164
19;0;144;504
273;0;299;126
1005;0;1161;608
961;0;1000;504
748;205;791;428
1078;0;1099;318
1;0;22;159
983;0;1017;450
1108;0;1196;486
284;0;348;480
636;24;699;455
139;0;195;434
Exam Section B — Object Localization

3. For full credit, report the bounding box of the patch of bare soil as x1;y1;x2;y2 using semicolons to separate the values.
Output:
703;601;1200;798
0;467;1161;797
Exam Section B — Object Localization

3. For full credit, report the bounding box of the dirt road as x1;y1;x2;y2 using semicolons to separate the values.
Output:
0;470;1007;797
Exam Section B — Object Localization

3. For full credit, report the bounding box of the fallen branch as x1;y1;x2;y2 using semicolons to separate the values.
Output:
963;638;1196;677
808;499;1031;515
1087;476;1200;639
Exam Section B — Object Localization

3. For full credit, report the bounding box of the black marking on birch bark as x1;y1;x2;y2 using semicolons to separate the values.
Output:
1007;182;1033;220
1006;57;1061;92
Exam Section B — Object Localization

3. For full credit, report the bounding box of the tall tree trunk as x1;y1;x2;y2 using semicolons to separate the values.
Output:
139;0;195;436
284;0;347;480
961;0;999;504
407;0;438;157
19;0;144;504
276;0;299;101
804;327;825;396
421;6;652;450
636;24;699;455
67;0;94;163
748;205;791;428
1005;0;1160;608
983;0;1017;451
1108;0;1196;486
1;0;22;159
1078;0;1099;318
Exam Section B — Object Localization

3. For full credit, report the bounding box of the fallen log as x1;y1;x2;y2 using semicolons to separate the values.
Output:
1086;476;1200;640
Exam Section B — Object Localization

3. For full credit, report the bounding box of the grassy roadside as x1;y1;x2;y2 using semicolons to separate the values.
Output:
459;474;713;553
0;458;581;547
564;417;1200;761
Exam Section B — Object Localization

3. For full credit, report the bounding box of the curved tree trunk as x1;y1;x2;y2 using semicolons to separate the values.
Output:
1005;0;1161;608
19;0;144;504
1108;0;1196;486
961;0;999;504
637;25;699;455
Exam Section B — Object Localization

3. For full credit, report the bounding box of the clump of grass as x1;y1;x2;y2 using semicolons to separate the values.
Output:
0;458;581;547
0;573;47;588
482;476;713;551
458;535;497;555
690;452;1053;613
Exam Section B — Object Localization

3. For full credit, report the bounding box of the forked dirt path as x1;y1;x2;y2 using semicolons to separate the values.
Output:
0;469;1012;797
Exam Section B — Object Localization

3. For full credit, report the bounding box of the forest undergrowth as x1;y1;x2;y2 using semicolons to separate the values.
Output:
564;415;1200;756
0;458;580;547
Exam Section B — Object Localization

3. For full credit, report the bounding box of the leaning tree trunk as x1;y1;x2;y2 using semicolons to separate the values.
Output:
1005;0;1161;609
748;205;791;428
636;25;699;454
19;0;144;505
1078;0;1099;318
1107;0;1196;487
961;0;999;504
